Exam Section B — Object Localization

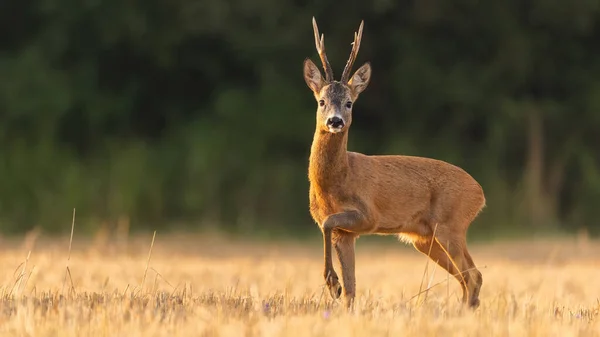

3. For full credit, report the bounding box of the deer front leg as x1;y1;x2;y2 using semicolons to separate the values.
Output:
322;227;341;299
322;210;371;301
333;230;357;309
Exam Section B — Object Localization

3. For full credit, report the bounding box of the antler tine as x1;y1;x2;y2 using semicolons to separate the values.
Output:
312;17;334;82
341;20;364;83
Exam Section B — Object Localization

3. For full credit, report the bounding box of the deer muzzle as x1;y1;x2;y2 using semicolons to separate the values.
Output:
326;116;345;133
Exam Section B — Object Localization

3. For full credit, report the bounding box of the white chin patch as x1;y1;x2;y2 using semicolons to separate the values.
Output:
327;127;343;133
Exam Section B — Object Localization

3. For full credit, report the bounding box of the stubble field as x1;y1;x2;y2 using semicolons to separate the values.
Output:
0;231;599;337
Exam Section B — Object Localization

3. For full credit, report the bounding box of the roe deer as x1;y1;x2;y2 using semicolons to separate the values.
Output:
304;17;486;309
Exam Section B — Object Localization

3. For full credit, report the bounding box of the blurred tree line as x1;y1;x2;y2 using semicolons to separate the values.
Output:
1;0;600;238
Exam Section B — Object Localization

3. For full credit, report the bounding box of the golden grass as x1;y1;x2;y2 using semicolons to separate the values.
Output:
0;232;599;336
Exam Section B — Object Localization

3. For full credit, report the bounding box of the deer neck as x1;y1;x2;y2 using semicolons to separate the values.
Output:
309;129;350;191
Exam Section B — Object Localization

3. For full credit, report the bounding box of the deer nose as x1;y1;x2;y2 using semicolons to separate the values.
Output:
326;116;345;128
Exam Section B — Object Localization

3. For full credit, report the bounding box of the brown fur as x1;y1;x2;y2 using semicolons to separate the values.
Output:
304;18;486;309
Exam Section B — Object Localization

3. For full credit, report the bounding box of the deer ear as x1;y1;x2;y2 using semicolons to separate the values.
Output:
303;59;325;94
348;62;371;96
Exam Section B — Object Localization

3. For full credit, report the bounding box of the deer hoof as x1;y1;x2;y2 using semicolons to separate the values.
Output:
327;280;342;299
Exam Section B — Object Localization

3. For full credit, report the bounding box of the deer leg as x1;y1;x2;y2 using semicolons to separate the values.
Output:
438;236;482;308
413;239;466;302
322;227;342;299
413;236;481;308
462;248;483;308
322;210;370;300
333;230;357;309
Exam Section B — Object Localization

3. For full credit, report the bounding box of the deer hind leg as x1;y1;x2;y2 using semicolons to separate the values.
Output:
462;248;483;307
413;234;482;308
333;230;358;309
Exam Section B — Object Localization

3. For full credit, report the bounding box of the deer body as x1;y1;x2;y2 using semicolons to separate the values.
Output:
310;147;484;237
304;18;485;309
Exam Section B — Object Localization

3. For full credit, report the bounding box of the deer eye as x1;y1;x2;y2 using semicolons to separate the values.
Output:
346;101;353;109
319;100;325;107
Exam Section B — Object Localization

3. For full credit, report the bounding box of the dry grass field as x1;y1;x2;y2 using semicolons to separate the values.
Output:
0;231;599;337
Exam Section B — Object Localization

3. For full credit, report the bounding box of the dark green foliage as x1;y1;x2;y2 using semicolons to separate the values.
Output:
1;0;600;238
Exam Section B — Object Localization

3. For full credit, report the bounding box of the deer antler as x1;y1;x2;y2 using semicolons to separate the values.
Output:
341;20;364;83
312;17;334;83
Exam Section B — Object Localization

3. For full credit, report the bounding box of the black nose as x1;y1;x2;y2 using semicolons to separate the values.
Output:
326;116;345;128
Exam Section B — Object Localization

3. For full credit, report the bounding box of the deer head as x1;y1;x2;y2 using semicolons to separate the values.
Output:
303;18;372;134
